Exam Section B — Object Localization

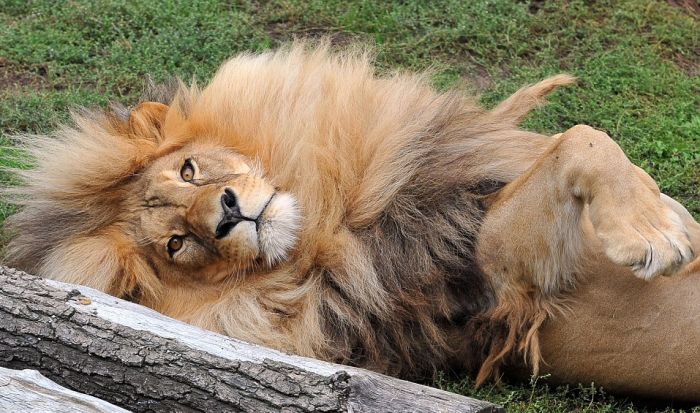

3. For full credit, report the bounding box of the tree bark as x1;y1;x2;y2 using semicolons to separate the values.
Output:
0;266;502;413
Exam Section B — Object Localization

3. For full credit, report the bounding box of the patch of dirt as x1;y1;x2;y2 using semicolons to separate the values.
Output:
667;0;700;16
461;66;493;93
672;52;700;77
525;0;548;14
0;58;52;92
265;21;357;47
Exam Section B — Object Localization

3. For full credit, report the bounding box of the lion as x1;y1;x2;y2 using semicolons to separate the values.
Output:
4;42;700;401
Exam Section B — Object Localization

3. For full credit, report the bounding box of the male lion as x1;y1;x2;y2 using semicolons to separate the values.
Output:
4;43;700;401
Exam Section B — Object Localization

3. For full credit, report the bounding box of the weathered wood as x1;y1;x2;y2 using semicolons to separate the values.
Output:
0;366;128;413
0;266;502;413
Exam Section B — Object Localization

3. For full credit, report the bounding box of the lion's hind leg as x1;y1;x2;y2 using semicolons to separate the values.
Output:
473;124;694;383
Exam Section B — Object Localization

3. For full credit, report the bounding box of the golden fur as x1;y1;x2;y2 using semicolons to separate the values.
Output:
5;42;697;387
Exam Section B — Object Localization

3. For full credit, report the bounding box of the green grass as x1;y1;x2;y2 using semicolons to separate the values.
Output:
435;374;700;413
1;0;698;411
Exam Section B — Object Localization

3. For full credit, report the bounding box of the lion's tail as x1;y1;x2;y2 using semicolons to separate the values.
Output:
490;74;576;126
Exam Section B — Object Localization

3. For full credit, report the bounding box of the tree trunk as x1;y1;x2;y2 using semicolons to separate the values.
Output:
0;266;502;413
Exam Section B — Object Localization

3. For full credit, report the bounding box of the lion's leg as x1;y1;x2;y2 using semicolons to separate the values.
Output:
477;124;693;289
473;124;694;382
537;209;700;401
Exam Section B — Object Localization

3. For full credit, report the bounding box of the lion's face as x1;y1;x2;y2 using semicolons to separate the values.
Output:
131;142;300;283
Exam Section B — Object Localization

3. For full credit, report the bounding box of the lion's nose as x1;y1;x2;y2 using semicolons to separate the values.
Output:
215;189;244;239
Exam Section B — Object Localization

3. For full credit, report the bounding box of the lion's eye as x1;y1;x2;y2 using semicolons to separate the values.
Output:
167;235;184;256
180;159;195;182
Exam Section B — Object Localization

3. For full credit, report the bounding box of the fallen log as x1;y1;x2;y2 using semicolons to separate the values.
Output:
0;266;502;413
0;366;128;413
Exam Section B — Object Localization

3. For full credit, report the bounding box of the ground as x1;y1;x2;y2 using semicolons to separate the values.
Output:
0;1;698;411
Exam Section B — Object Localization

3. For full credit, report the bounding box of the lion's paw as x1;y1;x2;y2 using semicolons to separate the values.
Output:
596;205;694;280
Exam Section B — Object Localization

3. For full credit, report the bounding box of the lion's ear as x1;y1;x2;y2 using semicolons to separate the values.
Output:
129;101;169;142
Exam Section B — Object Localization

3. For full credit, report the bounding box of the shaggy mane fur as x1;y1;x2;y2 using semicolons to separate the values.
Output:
4;42;575;382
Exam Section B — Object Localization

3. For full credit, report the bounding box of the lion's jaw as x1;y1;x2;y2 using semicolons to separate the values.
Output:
133;142;300;282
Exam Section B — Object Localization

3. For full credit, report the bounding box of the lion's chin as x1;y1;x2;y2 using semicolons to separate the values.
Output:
257;192;300;267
